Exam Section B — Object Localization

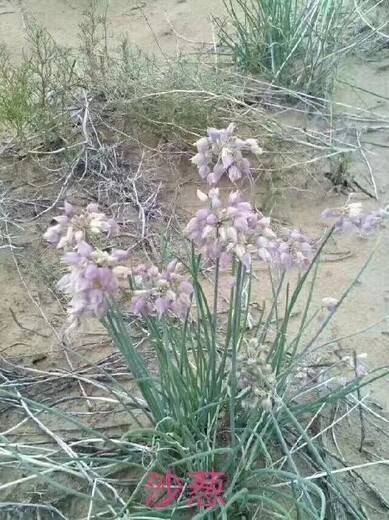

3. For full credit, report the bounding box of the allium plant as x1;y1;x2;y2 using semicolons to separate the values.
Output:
42;133;389;519
192;123;263;184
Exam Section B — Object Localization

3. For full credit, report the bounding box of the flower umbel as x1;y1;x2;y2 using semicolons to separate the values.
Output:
43;201;118;249
322;202;389;233
130;260;194;318
259;229;315;270
236;339;275;411
185;189;261;270
191;123;263;185
44;202;128;325
185;189;315;271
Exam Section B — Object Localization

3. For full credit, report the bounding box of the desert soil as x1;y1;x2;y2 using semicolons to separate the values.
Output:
0;0;388;517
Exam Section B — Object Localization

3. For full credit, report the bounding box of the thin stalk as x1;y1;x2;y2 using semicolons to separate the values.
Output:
210;256;220;395
229;260;244;449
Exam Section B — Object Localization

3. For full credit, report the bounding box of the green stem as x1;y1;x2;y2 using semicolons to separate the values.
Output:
229;260;244;449
212;257;220;387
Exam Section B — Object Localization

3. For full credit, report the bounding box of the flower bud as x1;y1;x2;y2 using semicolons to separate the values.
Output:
195;137;210;153
322;297;339;312
64;201;75;216
199;166;211;179
226;226;238;243
221;148;234;170
261;397;272;411
228;165;242;182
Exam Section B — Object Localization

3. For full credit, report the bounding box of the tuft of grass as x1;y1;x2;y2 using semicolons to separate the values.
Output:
101;233;384;519
215;0;370;97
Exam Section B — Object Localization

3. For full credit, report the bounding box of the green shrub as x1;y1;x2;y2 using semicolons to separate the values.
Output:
0;47;36;138
216;0;363;96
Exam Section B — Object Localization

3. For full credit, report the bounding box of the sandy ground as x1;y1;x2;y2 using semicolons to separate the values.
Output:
0;0;388;516
0;0;223;58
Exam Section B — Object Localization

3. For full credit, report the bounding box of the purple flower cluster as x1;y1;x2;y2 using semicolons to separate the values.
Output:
322;202;389;233
130;260;194;318
58;240;129;322
191;123;263;185
185;189;261;270
44;203;196;323
44;202;128;324
44;202;118;248
185;189;315;271
44;123;317;326
257;229;315;270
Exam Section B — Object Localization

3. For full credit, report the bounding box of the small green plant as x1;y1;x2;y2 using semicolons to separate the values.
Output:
0;21;77;144
0;46;36;138
78;0;110;82
25;20;77;111
216;0;364;96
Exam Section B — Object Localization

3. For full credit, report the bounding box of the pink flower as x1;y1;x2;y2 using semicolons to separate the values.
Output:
191;152;211;170
207;128;223;141
207;163;224;185
258;247;272;263
54;215;69;225
228;165;242;182
129;262;193;318
111;249;129;261
228;191;241;205
43;227;61;244
192;124;263;185
199;165;211;179
77;240;93;257
195;137;210;154
234;217;249;231
179;280;194;295
87;202;99;213
130;296;152;316
155;297;169;316
64;201;75;217
221;149;234;170
322;204;388;234
209;188;221;209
